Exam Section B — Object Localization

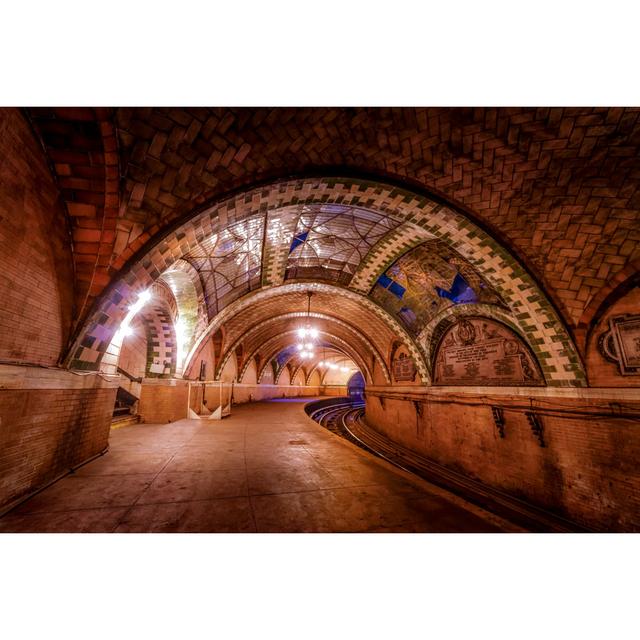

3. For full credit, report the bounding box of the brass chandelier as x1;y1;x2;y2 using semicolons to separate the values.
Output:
296;291;318;359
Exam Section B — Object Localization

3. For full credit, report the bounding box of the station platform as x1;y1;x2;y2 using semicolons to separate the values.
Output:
0;398;521;533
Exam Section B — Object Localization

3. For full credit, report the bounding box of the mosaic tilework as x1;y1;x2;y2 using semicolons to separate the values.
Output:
159;259;209;354
370;239;506;336
67;177;585;386
284;204;400;285
183;214;264;317
349;222;435;293
27;108;640;348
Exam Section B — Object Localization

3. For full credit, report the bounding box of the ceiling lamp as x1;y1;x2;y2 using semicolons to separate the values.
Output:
117;289;152;340
295;291;318;358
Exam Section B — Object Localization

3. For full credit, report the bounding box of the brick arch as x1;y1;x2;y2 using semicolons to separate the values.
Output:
256;347;291;383
185;283;425;384
215;312;390;383
66;176;584;386
109;107;640;329
138;301;178;378
272;353;305;386
305;349;358;385
574;259;640;356
244;330;375;384
257;349;292;384
289;362;307;386
273;355;296;385
158;259;208;353
417;303;544;380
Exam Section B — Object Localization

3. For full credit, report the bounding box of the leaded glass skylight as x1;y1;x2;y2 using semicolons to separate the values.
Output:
285;204;401;285
183;215;264;317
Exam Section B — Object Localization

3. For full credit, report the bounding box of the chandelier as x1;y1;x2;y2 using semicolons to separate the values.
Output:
296;291;318;359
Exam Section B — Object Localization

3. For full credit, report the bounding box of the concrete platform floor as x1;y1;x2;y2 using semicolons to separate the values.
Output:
0;398;523;533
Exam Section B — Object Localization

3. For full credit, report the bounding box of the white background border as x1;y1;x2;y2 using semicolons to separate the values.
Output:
1;1;638;638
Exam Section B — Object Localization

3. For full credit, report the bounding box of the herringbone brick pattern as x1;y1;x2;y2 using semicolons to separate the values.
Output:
26;107;118;319
26;107;640;337
112;107;640;324
23;108;639;387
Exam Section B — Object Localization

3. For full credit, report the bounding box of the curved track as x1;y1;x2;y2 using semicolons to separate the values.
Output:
306;397;591;533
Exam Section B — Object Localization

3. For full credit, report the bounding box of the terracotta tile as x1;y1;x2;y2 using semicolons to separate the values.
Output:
0;507;129;533
13;474;156;514
247;463;338;496
115;498;256;533
74;450;174;476
137;469;248;504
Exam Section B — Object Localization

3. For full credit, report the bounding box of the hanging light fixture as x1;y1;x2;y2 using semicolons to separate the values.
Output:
296;291;318;358
318;344;327;368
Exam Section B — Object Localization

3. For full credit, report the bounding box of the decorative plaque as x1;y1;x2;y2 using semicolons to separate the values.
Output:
433;317;544;386
393;351;417;382
598;314;640;375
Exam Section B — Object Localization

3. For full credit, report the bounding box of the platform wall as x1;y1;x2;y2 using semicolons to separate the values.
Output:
0;365;118;513
138;379;347;424
364;386;640;532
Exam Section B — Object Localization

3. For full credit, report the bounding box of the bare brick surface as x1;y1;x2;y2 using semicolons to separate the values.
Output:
0;108;74;365
26;107;640;336
365;387;640;532
0;369;117;511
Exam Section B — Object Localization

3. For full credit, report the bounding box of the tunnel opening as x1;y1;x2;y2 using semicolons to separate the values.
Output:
347;371;365;402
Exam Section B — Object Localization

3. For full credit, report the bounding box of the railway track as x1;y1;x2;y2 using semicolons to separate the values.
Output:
306;399;365;444
306;397;592;533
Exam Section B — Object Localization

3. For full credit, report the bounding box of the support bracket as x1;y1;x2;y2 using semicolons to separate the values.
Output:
525;411;545;447
491;406;505;438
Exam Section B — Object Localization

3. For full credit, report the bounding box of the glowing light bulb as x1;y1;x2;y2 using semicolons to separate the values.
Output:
340;366;349;372
309;328;319;339
305;343;313;350
297;344;304;351
298;328;307;339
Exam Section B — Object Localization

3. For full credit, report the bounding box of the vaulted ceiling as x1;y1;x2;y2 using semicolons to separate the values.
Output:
22;107;640;385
